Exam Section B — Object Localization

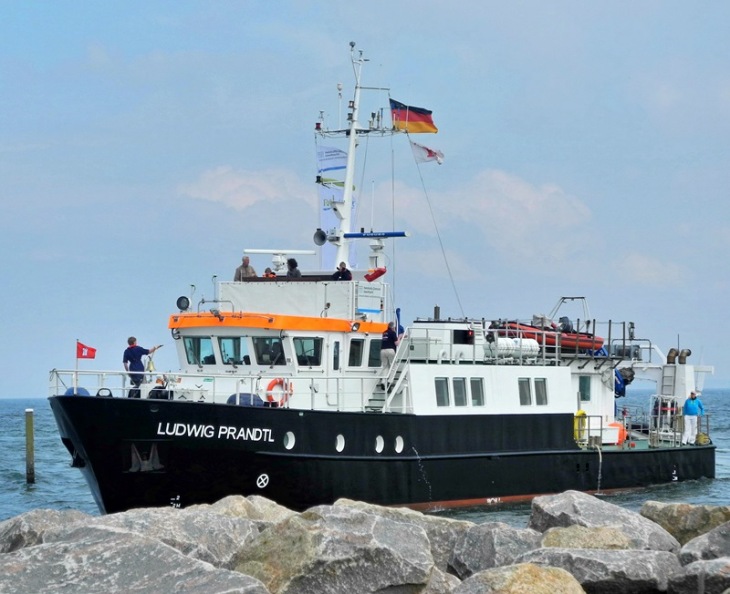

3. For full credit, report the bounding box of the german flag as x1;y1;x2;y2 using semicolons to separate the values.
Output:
389;99;438;133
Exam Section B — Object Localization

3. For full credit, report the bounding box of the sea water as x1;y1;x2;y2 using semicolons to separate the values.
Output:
1;390;728;524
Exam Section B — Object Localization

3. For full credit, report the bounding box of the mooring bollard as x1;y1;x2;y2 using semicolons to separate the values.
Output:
26;408;35;484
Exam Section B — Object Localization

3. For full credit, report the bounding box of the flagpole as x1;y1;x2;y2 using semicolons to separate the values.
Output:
74;339;79;393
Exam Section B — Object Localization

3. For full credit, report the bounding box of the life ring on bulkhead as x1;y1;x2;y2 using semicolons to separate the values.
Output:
266;378;293;406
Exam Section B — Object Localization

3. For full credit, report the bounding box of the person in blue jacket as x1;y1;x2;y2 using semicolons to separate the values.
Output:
682;390;705;445
123;337;159;397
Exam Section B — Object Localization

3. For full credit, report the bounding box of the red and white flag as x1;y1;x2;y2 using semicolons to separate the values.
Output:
410;140;444;164
76;341;97;359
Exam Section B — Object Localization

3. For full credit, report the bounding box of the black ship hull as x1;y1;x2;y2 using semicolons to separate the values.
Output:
50;395;716;514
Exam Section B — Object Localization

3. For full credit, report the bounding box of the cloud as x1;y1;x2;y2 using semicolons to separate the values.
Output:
385;169;593;267
615;252;683;285
178;166;313;211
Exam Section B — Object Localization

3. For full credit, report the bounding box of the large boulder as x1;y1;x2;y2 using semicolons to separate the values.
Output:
0;524;268;593
0;508;90;553
452;562;585;594
42;506;261;569
231;504;435;593
541;525;632;550
449;522;542;579
679;521;730;565
333;498;473;572
640;501;730;545
668;557;730;594
192;494;297;528
516;548;680;593
528;490;679;552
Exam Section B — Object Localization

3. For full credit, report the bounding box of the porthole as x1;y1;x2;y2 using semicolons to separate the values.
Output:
336;434;345;452
394;436;404;453
375;435;384;453
284;431;296;450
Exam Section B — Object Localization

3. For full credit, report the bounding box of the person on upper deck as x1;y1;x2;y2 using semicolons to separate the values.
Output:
286;258;302;278
234;256;257;281
332;261;352;281
263;267;276;278
681;390;705;445
380;322;398;371
123;337;158;396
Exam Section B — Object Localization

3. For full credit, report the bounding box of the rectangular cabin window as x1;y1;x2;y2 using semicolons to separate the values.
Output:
333;341;340;370
252;337;286;366
435;377;450;407
184;337;215;365
218;337;251;366
579;376;591;402
453;378;467;406
348;339;364;367
535;378;548;406
368;339;382;367
453;329;475;345
518;377;532;406
293;337;322;366
470;378;485;406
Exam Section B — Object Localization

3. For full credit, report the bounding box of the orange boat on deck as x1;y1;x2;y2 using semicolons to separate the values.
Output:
495;321;605;352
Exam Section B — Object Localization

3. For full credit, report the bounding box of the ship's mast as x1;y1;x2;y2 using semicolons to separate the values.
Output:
334;43;366;266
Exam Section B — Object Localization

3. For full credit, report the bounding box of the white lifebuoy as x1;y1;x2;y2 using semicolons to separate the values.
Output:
266;378;292;406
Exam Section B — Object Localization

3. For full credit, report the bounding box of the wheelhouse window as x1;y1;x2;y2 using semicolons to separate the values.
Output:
184;336;215;365
333;341;340;370
435;377;450;407
579;376;591;402
293;337;322;366
518;377;532;406
253;337;286;366
453;378;467;407
348;339;364;367
218;337;251;366
535;378;548;406
470;378;485;406
368;339;382;367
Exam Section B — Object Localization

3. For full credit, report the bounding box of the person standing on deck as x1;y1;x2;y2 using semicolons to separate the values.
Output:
380;322;398;371
286;258;302;278
123;337;158;397
331;261;352;281
234;256;257;281
682;390;705;445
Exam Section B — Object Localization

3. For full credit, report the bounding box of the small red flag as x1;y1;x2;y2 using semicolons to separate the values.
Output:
76;341;97;359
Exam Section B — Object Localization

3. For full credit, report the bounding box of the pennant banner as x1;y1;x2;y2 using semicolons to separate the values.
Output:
389;99;438;133
410;141;444;164
76;341;97;359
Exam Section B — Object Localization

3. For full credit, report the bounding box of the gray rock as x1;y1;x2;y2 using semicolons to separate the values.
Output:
669;557;730;594
42;506;261;569
453;562;585;594
516;547;680;593
528;490;680;552
641;500;730;545
0;508;90;553
0;524;269;594
542;525;632;550
423;567;461;593
679;521;730;565
232;503;435;593
334;498;473;572
449;521;542;579
191;494;297;528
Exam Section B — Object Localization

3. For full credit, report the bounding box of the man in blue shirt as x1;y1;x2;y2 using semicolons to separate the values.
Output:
123;337;159;397
682;390;705;445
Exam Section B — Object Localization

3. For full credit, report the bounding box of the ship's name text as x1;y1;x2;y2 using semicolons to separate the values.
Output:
156;422;274;442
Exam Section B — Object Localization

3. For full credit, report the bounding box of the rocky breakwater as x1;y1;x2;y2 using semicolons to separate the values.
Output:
2;491;730;593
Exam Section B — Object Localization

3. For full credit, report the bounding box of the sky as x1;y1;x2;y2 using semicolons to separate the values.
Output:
2;1;730;398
